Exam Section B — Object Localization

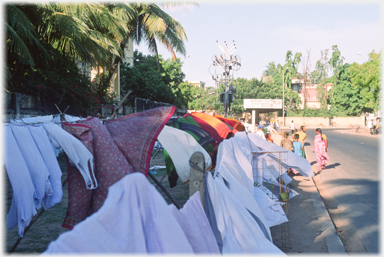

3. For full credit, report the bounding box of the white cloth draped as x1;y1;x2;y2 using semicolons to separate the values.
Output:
43;173;194;254
248;132;314;177
10;124;53;209
27;124;63;209
205;173;285;254
43;123;97;189
157;125;212;183
214;137;288;228
4;125;37;237
169;191;220;253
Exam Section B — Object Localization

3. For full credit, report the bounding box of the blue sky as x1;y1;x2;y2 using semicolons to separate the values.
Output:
136;1;382;89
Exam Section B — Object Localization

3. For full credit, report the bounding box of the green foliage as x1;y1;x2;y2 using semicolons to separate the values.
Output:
120;50;188;108
349;51;381;111
7;43;114;117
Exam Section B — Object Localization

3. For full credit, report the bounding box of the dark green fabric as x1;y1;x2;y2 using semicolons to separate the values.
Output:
163;148;179;188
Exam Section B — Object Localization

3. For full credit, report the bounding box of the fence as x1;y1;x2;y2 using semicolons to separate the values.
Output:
4;92;188;121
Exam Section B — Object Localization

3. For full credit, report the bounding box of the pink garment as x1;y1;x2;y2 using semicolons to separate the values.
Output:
313;134;329;170
61;118;135;229
104;106;176;176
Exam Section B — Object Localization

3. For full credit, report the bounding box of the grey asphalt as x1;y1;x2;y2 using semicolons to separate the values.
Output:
271;131;347;254
305;128;380;253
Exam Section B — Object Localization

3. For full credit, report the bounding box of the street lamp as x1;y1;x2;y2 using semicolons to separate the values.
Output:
186;55;190;84
282;67;289;127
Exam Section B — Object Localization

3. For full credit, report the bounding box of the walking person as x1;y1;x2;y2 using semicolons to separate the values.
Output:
255;127;266;140
297;126;307;158
292;134;303;156
313;128;329;172
290;120;295;135
280;131;293;151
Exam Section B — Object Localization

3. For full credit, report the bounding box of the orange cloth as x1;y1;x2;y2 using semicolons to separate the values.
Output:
190;112;232;140
213;115;245;133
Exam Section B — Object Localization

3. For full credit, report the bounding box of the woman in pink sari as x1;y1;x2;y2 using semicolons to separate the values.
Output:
313;128;329;172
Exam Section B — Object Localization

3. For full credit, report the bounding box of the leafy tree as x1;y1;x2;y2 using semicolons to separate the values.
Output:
328;63;370;116
120;51;188;108
312;49;330;110
348;51;381;111
328;45;345;88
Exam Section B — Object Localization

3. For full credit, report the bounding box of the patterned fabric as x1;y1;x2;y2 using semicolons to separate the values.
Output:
190;112;232;140
62;118;135;229
61;123;95;229
183;113;222;147
104;106;176;176
164;117;215;188
213;115;245;132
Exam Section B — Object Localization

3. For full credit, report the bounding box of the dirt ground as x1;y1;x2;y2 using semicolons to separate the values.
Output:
4;150;190;254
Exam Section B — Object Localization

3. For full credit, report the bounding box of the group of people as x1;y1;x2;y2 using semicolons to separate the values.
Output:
240;119;329;173
282;121;329;174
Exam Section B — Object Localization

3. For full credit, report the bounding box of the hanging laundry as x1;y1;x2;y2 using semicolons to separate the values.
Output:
169;191;220;253
233;132;293;185
27;124;63;210
214;115;245;132
104;106;176;176
165;117;215;187
4;125;37;237
183;113;222;147
10;124;53;209
168;118;216;148
204;173;285;254
189;112;233;140
214;137;289;227
157;125;212;184
43;123;97;189
36;115;54;123
62;117;134;229
248;132;314;177
43;173;194;254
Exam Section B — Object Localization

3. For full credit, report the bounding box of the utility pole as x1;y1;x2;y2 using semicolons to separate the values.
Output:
210;40;241;118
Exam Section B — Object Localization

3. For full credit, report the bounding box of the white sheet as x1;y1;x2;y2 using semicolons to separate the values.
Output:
10;124;53;209
248;132;314;177
157;125;212;183
214;137;290;227
4;125;37;237
43;123;97;189
43;173;194;254
27;124;63;209
169;191;220;253
205;173;285;254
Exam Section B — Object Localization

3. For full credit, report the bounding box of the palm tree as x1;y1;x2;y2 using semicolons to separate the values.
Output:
105;3;190;83
6;4;48;67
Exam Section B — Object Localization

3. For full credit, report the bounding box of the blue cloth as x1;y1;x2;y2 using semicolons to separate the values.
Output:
28;124;63;209
4;125;37;237
10;124;53;210
293;141;303;156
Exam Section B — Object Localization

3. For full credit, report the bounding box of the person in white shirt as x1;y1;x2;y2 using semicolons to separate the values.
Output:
241;118;250;133
290;121;295;135
255;127;266;140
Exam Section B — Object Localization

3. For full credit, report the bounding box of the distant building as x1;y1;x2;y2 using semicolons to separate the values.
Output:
290;77;333;109
189;81;206;90
78;37;134;102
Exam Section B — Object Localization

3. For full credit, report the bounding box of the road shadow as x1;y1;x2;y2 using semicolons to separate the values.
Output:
310;161;317;166
325;163;341;169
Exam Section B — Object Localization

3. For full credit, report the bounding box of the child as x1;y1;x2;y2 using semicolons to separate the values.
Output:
293;133;303;156
280;131;293;151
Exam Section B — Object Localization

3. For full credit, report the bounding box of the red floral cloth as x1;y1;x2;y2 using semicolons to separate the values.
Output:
61;118;134;229
104;106;176;177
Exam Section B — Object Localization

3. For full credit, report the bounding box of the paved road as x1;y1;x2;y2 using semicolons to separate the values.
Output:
304;128;380;253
